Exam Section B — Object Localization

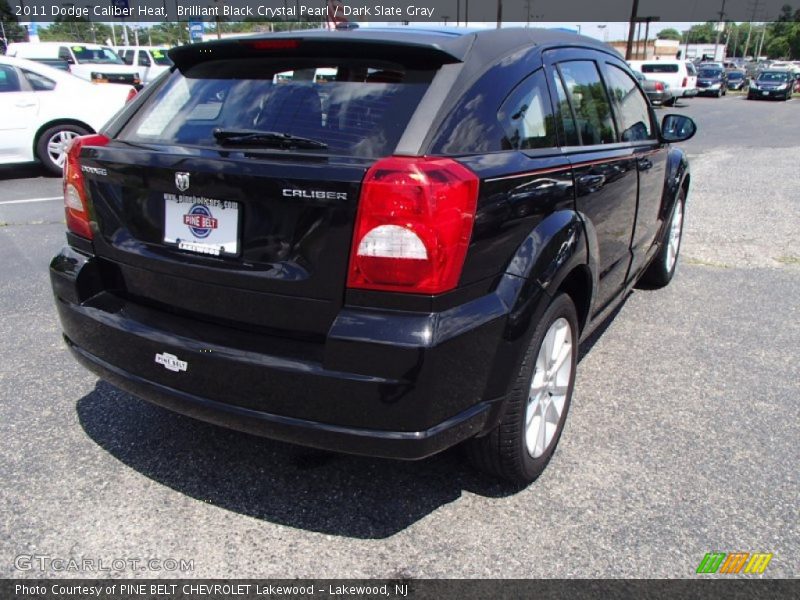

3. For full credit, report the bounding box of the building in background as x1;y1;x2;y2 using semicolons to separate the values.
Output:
609;39;727;62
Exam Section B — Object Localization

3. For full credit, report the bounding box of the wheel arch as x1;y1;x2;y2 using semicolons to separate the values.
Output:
32;119;95;156
479;210;593;434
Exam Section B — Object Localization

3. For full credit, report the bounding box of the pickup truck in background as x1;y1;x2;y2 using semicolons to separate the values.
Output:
6;42;141;88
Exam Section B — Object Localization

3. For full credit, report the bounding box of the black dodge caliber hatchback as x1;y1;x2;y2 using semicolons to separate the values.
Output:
50;28;696;484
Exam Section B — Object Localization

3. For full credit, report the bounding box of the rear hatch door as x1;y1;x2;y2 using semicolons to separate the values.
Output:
82;39;454;336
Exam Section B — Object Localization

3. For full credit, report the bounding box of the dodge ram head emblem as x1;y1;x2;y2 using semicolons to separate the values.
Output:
175;172;190;192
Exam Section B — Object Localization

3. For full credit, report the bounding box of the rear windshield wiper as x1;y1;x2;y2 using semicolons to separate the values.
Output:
212;129;328;150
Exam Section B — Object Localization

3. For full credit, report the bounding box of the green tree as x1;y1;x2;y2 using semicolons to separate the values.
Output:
765;36;790;58
38;18;111;44
657;28;682;41
681;22;717;44
1;0;27;44
150;23;190;47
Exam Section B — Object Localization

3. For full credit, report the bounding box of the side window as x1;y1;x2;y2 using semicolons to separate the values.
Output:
122;50;134;65
557;61;616;145
0;65;22;93
497;69;556;150
58;47;73;63
138;52;151;67
22;69;56;92
551;70;580;146
604;64;654;142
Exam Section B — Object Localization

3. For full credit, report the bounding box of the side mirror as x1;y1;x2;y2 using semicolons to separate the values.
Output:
661;114;697;143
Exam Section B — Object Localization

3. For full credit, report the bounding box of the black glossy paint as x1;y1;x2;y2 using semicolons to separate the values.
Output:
51;29;691;459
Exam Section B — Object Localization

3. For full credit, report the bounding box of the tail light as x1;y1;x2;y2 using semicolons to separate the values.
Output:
655;82;665;91
63;134;109;240
682;77;688;87
347;156;479;295
126;87;137;103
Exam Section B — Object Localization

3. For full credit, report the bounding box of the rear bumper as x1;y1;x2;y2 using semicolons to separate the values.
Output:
51;247;519;459
66;338;493;459
646;91;673;105
682;88;698;97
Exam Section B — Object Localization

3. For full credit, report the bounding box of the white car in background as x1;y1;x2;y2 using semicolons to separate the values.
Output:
0;56;136;174
628;59;698;99
114;46;173;85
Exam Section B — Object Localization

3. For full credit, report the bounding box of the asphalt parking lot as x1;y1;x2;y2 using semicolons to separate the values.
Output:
1;94;798;579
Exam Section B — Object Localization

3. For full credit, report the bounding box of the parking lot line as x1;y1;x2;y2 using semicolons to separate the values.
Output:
0;196;61;206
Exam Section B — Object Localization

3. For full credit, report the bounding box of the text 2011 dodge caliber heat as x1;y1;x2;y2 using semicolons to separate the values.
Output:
50;28;695;484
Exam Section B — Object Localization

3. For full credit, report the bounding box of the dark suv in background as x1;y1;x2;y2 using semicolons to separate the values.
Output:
50;28;695;485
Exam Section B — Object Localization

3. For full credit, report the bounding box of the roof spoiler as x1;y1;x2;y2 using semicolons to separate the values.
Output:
169;34;470;72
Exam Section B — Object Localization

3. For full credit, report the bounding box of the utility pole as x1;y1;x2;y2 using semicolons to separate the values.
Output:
625;0;640;60
743;0;764;59
743;22;753;58
496;0;502;29
713;0;727;62
755;22;767;60
635;21;641;58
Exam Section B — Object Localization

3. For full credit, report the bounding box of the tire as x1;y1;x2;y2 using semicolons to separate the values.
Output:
35;124;90;176
664;97;676;107
466;293;578;485
640;190;685;288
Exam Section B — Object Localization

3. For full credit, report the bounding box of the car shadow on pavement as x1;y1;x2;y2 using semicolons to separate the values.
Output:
0;164;53;180
76;382;521;539
75;293;630;539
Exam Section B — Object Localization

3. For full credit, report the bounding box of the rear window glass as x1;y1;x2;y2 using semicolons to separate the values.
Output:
641;64;679;74
72;46;125;65
150;49;172;66
120;58;435;158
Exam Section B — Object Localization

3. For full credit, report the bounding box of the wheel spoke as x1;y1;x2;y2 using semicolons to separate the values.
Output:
550;343;571;377
525;392;542;427
535;403;548;455
543;327;556;370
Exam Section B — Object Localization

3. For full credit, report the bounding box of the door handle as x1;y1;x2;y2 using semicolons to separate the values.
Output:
15;102;36;108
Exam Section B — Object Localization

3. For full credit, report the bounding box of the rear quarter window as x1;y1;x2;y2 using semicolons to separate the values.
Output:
120;58;434;159
641;64;680;74
496;69;557;151
22;69;56;91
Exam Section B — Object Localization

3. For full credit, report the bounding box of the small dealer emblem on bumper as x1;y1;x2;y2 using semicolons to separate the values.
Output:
155;352;188;373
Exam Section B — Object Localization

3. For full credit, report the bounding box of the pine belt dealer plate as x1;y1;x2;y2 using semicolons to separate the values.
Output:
163;193;239;257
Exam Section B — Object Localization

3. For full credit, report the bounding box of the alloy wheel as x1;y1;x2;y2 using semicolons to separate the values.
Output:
665;200;684;273
525;318;573;458
47;130;80;169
